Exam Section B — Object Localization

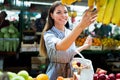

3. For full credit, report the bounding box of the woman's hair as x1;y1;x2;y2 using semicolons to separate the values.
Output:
39;1;66;57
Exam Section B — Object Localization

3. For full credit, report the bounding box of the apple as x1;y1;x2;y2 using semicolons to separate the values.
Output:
93;73;98;80
11;75;25;80
108;73;115;80
98;73;106;80
105;75;110;80
28;76;34;80
116;73;120;79
7;71;17;79
0;71;3;76
17;70;29;80
96;68;107;75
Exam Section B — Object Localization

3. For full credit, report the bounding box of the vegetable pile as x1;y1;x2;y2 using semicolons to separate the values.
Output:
0;24;20;52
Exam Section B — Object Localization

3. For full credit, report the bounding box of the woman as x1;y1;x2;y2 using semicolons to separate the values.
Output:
40;1;97;80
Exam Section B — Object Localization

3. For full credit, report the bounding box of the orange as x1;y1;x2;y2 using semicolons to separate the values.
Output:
36;74;49;80
57;76;64;80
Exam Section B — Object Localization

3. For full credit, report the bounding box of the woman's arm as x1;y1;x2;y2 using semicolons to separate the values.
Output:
56;10;97;51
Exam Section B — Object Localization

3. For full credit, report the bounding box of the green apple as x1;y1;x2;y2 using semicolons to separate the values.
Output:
7;71;17;79
17;70;29;80
0;71;3;76
11;75;25;80
28;76;34;80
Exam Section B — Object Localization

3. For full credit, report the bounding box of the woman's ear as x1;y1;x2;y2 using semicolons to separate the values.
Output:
50;13;54;19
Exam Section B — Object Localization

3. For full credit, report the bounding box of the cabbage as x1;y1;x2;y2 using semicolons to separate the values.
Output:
9;24;18;33
8;28;15;34
4;33;11;38
1;27;9;33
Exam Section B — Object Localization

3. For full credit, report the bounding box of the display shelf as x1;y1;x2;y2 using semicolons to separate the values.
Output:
0;51;16;55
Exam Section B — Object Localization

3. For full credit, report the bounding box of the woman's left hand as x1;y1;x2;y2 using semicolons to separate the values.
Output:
83;35;93;47
77;35;93;52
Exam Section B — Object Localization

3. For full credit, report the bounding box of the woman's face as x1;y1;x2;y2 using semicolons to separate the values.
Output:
51;5;68;27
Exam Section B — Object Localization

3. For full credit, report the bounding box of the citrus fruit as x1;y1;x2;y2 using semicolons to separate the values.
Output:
57;76;64;80
36;73;49;80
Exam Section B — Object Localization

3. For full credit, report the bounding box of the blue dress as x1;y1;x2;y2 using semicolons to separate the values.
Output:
44;26;77;80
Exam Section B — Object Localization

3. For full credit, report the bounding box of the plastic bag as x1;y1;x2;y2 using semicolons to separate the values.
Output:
71;53;94;80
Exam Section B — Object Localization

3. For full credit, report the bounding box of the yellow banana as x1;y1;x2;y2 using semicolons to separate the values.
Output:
96;0;108;23
61;0;77;5
95;0;100;11
111;0;120;25
95;0;106;11
88;0;95;11
61;0;66;5
102;0;116;25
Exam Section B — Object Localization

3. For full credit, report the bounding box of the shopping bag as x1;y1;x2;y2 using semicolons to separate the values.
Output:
71;52;94;80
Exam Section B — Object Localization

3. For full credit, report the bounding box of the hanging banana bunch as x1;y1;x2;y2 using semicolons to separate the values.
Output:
102;0;116;25
95;0;106;11
61;0;81;5
111;0;120;25
88;0;95;11
96;0;108;23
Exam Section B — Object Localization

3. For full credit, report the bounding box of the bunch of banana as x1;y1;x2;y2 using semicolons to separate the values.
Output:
96;0;108;23
111;0;120;25
61;0;81;5
102;0;116;25
88;0;120;26
88;0;95;11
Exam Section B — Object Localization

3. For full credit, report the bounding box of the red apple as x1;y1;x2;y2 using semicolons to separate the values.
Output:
105;75;110;80
108;73;115;80
93;73;98;80
105;77;110;80
98;73;106;80
116;73;120;79
96;68;107;75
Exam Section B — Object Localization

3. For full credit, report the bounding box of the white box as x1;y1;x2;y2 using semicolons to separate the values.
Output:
90;46;102;50
21;42;37;52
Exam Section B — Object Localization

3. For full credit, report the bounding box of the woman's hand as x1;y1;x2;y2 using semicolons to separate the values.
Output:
80;9;97;29
83;35;93;47
77;35;93;52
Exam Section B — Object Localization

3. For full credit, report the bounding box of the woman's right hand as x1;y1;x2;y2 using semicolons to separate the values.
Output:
80;9;97;29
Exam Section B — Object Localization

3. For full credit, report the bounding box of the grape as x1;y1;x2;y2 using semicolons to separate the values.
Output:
76;62;81;67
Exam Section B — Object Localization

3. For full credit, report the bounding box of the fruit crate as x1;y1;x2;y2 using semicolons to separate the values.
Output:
21;42;37;52
106;61;120;72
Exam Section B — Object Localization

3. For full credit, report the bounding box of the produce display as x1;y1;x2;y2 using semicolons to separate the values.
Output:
75;37;120;50
93;68;120;80
0;70;50;80
0;70;33;80
0;24;20;52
